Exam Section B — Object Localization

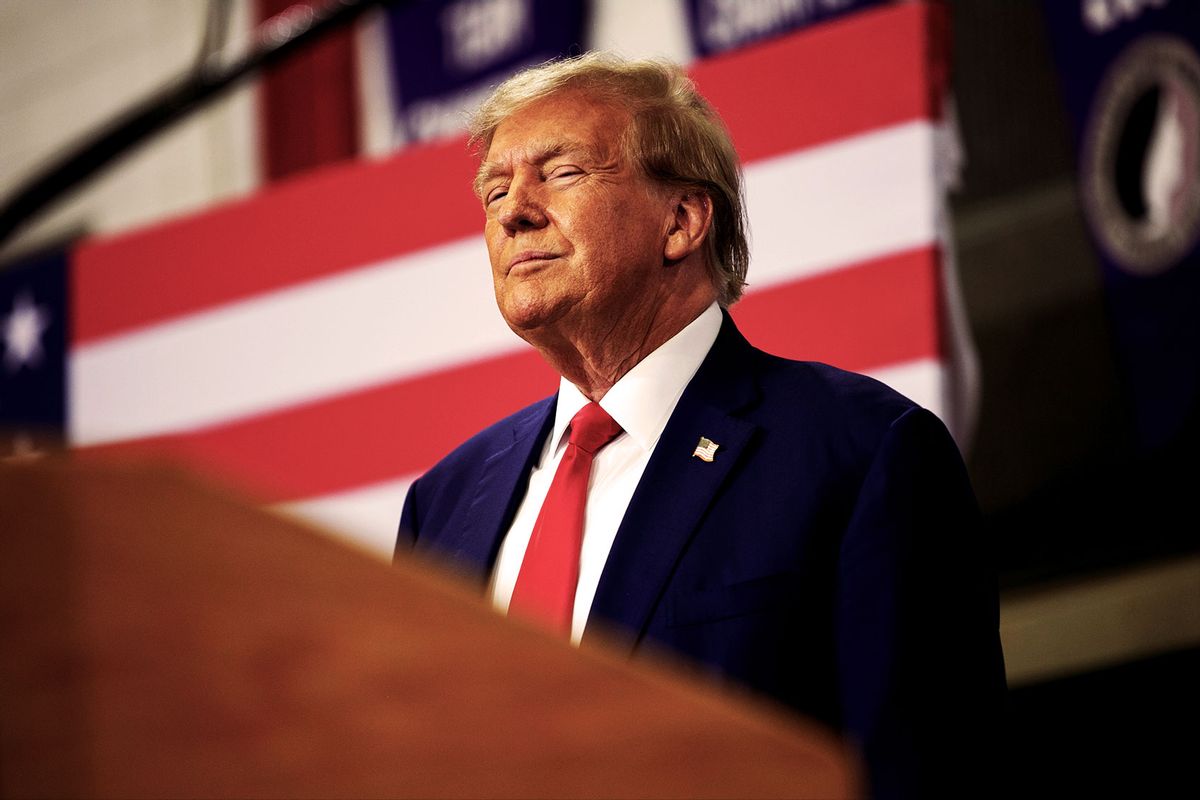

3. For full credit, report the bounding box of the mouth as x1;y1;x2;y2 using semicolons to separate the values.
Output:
507;250;560;273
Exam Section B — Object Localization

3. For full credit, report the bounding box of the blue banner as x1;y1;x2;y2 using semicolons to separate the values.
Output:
1042;0;1200;451
384;0;588;145
0;248;68;456
684;0;888;57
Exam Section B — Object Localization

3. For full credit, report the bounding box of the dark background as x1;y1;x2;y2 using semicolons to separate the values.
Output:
949;1;1196;793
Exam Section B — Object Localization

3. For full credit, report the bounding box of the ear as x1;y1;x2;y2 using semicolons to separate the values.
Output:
663;191;713;263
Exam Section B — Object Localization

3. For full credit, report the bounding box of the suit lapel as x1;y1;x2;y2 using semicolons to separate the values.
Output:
438;396;555;584
584;316;761;650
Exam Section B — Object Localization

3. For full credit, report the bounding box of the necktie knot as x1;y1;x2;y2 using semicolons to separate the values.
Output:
568;402;623;454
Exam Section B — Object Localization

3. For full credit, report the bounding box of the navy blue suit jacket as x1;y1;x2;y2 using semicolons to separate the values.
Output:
398;315;1006;798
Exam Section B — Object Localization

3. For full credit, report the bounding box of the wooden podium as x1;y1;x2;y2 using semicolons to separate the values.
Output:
0;459;857;798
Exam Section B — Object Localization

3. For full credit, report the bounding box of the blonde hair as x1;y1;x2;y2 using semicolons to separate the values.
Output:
468;52;749;306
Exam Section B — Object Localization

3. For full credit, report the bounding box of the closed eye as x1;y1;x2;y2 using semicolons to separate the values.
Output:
485;187;508;206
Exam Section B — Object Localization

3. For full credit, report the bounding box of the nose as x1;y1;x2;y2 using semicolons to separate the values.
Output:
496;176;548;234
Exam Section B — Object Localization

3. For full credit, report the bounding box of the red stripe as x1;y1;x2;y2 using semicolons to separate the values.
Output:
78;350;560;503
77;247;941;503
732;246;941;368
691;2;945;163
71;2;943;345
72;138;481;344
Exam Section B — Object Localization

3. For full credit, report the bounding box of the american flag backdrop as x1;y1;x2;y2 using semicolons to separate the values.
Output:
60;3;966;556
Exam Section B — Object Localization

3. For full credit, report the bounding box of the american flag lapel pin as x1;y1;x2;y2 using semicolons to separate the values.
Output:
692;436;719;462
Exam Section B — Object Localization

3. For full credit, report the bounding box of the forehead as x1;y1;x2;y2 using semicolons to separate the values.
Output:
484;90;631;166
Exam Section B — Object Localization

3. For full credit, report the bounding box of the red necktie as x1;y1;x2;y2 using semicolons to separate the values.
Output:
509;402;624;635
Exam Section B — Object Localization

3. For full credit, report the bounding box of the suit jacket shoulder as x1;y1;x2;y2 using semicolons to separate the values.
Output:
756;353;922;446
397;394;555;569
685;318;930;490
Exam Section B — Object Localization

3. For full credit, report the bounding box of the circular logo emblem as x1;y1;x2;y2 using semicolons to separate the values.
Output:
1081;36;1200;276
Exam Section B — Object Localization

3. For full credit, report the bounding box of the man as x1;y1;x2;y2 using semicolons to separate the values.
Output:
398;53;1005;798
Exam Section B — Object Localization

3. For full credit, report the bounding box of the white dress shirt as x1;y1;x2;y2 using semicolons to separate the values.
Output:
490;302;724;643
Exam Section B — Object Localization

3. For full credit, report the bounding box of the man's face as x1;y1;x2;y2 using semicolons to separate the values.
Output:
479;90;677;342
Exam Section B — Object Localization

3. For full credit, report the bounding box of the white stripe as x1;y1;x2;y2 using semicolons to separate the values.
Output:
70;237;519;444
746;120;938;289
272;476;414;559
71;120;938;445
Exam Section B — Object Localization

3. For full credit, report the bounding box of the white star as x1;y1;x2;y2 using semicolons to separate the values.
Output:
3;290;51;372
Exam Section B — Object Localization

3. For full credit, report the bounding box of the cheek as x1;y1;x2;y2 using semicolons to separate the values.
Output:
484;225;506;271
596;217;662;272
562;204;620;258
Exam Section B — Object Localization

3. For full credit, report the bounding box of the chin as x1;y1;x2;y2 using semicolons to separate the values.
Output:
497;276;583;336
499;299;552;335
499;298;572;344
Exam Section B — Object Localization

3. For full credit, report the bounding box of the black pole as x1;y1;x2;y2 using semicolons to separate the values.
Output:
0;0;390;249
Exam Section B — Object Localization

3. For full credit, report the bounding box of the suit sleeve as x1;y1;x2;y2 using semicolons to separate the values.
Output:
835;407;1007;799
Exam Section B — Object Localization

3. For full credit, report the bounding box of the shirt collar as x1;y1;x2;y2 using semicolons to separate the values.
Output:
550;302;723;455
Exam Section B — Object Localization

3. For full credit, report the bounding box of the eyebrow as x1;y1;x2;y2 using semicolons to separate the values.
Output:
474;138;603;198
